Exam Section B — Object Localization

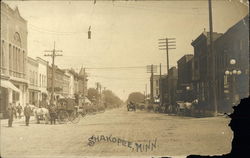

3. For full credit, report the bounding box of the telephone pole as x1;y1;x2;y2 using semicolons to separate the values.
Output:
158;38;176;74
159;63;162;106
150;64;154;103
158;38;176;110
44;41;63;105
208;0;217;116
147;64;157;103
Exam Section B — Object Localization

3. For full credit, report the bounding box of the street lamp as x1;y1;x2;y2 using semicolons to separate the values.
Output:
230;59;236;65
185;86;191;102
224;59;242;106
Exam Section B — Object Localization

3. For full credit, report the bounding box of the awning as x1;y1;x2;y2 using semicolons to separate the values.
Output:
40;89;48;94
1;80;21;93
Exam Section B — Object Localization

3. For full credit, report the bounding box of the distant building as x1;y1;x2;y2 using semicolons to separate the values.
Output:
78;67;88;104
47;65;65;100
27;57;39;105
159;75;168;106
36;57;48;103
177;54;194;102
150;75;161;103
64;69;75;98
168;67;178;106
62;72;70;97
0;2;28;118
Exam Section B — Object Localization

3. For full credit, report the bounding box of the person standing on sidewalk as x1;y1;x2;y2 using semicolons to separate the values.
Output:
7;103;15;127
24;103;33;126
13;102;17;119
16;103;23;119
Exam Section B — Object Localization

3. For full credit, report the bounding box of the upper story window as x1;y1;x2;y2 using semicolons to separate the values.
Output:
156;80;159;86
1;40;5;67
14;32;21;47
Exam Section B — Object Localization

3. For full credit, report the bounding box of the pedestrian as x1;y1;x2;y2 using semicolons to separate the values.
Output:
16;103;23;119
13;102;17;119
24;103;33;126
49;104;57;125
7;103;15;127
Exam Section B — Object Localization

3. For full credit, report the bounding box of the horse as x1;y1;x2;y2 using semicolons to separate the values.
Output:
30;105;50;124
176;101;193;116
176;99;199;116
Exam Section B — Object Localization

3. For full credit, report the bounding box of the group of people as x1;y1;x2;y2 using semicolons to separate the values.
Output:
7;101;62;127
7;103;33;127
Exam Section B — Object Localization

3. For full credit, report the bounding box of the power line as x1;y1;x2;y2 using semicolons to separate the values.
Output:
85;66;147;69
44;41;63;104
29;23;87;35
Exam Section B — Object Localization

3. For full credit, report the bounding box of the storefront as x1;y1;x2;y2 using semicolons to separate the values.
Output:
0;80;21;118
28;89;39;106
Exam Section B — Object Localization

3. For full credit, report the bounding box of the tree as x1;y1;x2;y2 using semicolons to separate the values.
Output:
87;88;99;103
127;92;145;103
103;90;123;108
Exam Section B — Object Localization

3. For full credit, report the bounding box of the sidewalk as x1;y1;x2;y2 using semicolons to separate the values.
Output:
0;116;35;126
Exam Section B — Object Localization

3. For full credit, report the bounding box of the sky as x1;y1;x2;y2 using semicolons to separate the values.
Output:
4;0;248;101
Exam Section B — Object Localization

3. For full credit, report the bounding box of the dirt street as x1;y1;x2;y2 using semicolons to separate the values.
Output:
1;107;232;158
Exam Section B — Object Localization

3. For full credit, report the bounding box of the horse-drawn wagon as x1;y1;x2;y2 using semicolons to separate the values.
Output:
56;98;78;123
127;102;136;111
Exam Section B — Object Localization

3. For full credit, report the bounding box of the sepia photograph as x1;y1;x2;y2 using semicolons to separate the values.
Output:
0;0;249;157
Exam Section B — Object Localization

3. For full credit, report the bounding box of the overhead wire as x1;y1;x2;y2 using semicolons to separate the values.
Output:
27;1;210;36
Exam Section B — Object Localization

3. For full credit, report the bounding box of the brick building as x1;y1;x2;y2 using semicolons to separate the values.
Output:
177;54;194;102
214;14;249;112
27;57;39;105
191;31;222;111
150;75;161;103
0;2;28;118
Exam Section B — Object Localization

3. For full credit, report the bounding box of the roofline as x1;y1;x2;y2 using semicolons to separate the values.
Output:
1;2;27;23
36;57;49;65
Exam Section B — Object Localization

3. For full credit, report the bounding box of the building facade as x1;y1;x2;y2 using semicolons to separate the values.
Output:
214;15;249;112
168;67;178;106
27;57;39;105
62;72;70;97
36;57;48;104
64;70;75;98
0;3;28;118
191;31;222;111
177;54;194;102
47;65;64;100
78;67;88;104
150;75;161;103
159;75;168;106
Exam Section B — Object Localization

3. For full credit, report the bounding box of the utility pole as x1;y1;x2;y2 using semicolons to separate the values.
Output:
151;64;154;103
147;64;157;103
158;38;176;111
159;63;162;106
44;41;63;105
208;0;217;116
158;38;176;74
83;68;86;105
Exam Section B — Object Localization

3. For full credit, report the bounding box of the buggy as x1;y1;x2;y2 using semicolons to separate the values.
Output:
56;98;77;123
127;102;136;111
